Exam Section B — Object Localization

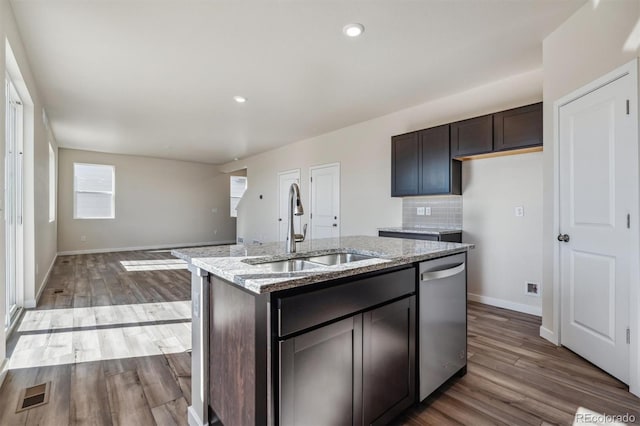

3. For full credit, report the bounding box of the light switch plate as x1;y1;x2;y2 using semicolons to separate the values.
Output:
515;206;524;217
417;207;425;216
425;207;432;216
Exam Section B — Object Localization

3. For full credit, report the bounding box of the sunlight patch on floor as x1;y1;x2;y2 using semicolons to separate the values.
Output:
119;258;188;271
18;300;191;332
9;322;192;369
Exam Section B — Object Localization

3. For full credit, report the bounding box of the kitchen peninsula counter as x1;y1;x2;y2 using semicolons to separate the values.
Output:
174;236;473;426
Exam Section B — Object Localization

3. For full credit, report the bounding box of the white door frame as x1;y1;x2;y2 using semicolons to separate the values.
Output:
309;162;340;240
277;168;301;242
552;58;640;396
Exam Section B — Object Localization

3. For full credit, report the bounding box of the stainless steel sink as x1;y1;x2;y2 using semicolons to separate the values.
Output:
258;259;323;272
305;253;376;266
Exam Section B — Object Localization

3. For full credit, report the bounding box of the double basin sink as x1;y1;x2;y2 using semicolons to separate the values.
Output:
253;253;377;273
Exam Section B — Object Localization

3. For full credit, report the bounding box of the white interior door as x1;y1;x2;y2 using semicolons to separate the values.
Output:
310;163;340;240
278;169;301;243
558;71;637;384
5;77;24;328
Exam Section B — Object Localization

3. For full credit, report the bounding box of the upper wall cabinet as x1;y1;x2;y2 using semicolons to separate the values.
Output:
493;103;543;151
391;125;461;197
391;132;419;196
390;102;542;197
419;125;461;196
450;114;493;157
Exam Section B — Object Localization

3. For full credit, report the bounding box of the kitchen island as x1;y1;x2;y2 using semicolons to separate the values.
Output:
174;236;473;426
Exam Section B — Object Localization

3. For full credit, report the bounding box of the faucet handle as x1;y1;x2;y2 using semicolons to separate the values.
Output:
295;224;308;243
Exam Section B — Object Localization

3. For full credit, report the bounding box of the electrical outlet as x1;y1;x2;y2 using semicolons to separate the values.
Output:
211;208;218;214
80;235;87;242
214;229;218;235
526;282;540;296
515;206;524;217
417;207;426;216
425;207;432;216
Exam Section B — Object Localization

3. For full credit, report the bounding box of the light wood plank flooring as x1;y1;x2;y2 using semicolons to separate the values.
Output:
1;250;639;425
0;250;192;426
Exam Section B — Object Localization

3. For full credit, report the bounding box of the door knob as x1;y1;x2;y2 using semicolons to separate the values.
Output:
557;234;570;242
332;224;338;227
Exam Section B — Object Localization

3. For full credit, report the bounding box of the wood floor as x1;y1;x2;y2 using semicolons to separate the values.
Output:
0;250;193;426
396;303;640;426
1;250;639;425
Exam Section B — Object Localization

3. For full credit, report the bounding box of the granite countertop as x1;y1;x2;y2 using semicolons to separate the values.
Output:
378;227;463;235
173;236;473;294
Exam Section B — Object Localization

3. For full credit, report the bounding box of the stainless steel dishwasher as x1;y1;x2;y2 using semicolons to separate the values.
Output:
419;253;467;400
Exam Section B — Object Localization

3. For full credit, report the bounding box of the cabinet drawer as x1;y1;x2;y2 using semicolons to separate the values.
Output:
278;268;415;337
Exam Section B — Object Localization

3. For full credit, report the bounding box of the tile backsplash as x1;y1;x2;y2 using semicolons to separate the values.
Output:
402;196;462;229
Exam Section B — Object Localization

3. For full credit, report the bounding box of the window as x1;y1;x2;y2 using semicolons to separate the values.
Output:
74;163;115;219
48;143;55;222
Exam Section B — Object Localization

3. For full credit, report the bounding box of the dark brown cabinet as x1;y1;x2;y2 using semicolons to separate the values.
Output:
363;297;415;426
279;296;416;426
391;102;543;197
391;132;419;196
392;126;460;197
279;315;363;426
450;114;493;157
419;125;461;195
493;102;542;151
378;230;462;243
278;267;416;426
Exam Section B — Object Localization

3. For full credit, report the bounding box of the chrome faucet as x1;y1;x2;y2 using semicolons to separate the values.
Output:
287;183;307;253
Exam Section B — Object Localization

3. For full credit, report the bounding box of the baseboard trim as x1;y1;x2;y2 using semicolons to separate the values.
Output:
0;358;8;389
468;293;542;316
187;405;206;426
539;325;559;345
24;255;58;308
58;240;236;256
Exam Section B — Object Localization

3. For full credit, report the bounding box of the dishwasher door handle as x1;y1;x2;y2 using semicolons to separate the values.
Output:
420;263;465;281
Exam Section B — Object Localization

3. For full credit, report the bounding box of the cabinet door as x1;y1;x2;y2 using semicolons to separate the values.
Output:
363;297;416;426
391;132;419;196
493;102;542;151
419;125;452;195
280;316;363;426
450;114;493;157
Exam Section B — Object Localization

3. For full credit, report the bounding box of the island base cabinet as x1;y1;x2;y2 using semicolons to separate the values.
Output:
278;296;416;426
363;297;416;426
279;316;363;426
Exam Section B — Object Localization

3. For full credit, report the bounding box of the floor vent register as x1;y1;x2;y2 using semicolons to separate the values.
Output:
16;382;50;412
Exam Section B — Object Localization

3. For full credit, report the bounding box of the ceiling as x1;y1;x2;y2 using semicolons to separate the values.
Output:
10;0;585;165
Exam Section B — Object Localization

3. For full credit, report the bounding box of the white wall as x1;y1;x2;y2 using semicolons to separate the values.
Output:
0;0;58;374
57;149;236;254
224;69;543;245
224;68;544;315
541;0;640;337
463;152;543;315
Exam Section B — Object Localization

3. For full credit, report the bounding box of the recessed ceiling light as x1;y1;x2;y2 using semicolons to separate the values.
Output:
343;23;364;37
233;157;239;161
233;96;247;103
